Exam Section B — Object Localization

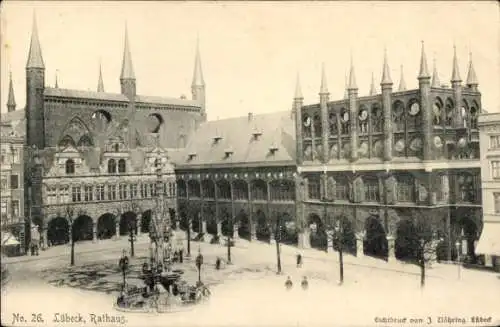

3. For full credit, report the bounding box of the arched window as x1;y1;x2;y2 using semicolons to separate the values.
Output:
65;159;75;175
470;106;478;129
108;159;117;174
303;114;312;138
445;98;454;126
118;159;126;173
313;113;322;138
114;144;119;152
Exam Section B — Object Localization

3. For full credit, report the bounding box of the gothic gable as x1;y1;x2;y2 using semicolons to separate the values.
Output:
58;116;93;148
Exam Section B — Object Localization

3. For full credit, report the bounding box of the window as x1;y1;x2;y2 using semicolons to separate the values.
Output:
130;184;138;199
12;148;20;163
114;144;119;152
11;200;19;217
307;178;321;200
71;186;82;202
118;159;126;173
84;185;93;202
1;148;7;164
10;175;19;189
140;184;146;198
150;183;156;197
65;159;75;175
60;186;70;203
95;185;105;201
108;185;117;200
251;180;267;200
47;187;57;204
168;183;174;197
396;175;415;202
491;161;500;179
364;177;380;202
119;184;128;200
108;159;117;174
494;193;500;214
270;180;295;201
457;174;475;202
491;136;500;149
336;178;349;200
0;201;7;218
1;177;7;191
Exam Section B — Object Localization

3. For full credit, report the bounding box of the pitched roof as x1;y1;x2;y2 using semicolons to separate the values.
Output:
44;87;128;102
176;111;296;168
135;95;200;107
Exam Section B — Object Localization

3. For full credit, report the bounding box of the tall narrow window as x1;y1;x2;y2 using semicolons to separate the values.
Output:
72;186;82;202
118;159;126;173
364;177;380;202
307;178;321;200
65;159;75;175
11;200;19;217
95;185;105;201
130;184;138;199
108;185;117;200
108;159;116;174
10;175;19;189
84;185;93;202
396;174;415;202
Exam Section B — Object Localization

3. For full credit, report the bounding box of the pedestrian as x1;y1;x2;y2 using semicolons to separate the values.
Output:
285;276;293;290
215;257;221;270
301;276;309;290
296;253;303;268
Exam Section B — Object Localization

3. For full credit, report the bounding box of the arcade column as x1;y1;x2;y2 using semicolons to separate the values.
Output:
356;231;365;258
386;235;396;261
137;213;142;236
92;222;97;243
269;228;276;245
232;222;239;239
250;220;257;241
115;220;120;240
326;229;334;253
67;224;73;247
42;225;48;249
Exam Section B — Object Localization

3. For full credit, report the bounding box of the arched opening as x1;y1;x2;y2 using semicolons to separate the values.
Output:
358;105;369;134
308;213;326;251
204;207;216;235
392;100;405;131
395;219;419;261
97;213;115;240
59;135;76;148
77;134;94;147
371;104;383;133
363;215;388;259
178;206;188;231
65;159;75;175
433;97;443;126
332;216;357;255
444;98;454;126
108;159;117;174
192;209;201;233
407;99;421;130
255;209;270;241
313;113;322;138
251;179;267;200
141;210;152;234
237;210;250;240
72;215;93;242
187;180;201;198
91;110;112;133
47;217;69;246
120;211;137;236
177;180;187;197
118;159;126;173
302;114;312;138
220;208;232;237
146;114;164;133
216;180;231;200
460;216;478;263
232;180;248;200
201;179;215;198
280;212;297;245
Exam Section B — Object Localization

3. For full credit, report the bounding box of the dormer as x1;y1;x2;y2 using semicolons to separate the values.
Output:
252;127;263;140
188;152;197;161
269;143;279;154
213;134;223;144
224;147;234;158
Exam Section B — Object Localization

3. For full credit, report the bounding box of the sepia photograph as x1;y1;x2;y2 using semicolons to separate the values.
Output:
1;1;499;326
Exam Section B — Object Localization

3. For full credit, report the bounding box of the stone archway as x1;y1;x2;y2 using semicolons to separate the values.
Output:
460;216;479;262
308;213;326;251
141;210;152;234
47;217;69;246
97;213;115;240
237;210;250;240
395;219;419;261
256;209;270;241
72;215;93;242
364;215;388;259
120;211;137;236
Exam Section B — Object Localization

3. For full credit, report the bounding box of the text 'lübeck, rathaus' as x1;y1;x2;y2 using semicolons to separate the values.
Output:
0;16;484;266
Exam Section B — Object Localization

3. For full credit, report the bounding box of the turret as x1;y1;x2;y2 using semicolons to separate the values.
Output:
417;42;432;160
466;52;479;92
450;45;463;127
55;70;59;88
319;63;330;163
369;72;377;95
26;12;46;149
431;57;440;88
294;73;304;165
7;72;16;112
97;61;105;92
347;55;358;162
398;65;407;91
380;48;393;161
120;24;136;99
191;37;206;121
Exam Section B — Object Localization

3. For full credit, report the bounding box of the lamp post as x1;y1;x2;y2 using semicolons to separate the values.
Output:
275;214;282;274
196;248;204;285
335;218;344;285
227;216;233;264
128;220;136;257
455;240;461;280
119;250;129;289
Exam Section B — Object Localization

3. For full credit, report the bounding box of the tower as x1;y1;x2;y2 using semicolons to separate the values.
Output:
466;52;479;92
97;61;105;92
451;45;463;127
347;54;358;162
26;13;46;149
380;48;393;161
191;38;206;121
398;65;407;91
7;72;16;112
120;24;136;99
417;42;432;160
319;63;330;164
294;73;304;165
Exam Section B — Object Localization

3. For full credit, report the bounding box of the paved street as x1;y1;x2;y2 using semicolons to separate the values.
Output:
2;236;500;327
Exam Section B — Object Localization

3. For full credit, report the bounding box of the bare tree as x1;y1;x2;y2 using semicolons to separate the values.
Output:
64;206;75;266
411;210;440;288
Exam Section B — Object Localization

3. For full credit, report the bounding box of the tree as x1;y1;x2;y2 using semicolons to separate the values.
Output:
64;206;75;266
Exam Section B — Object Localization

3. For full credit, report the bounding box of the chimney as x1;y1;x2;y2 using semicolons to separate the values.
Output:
248;112;253;122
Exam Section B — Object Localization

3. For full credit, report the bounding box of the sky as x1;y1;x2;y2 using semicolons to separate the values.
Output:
1;1;499;120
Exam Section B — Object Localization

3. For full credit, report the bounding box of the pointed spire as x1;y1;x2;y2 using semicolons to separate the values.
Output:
369;72;377;95
120;23;135;80
26;12;45;69
418;41;430;79
431;56;441;88
466;51;478;87
55;70;59;88
398;65;407;91
97;60;105;92
381;47;392;85
192;35;205;87
320;63;328;94
294;72;303;100
7;72;16;112
347;53;357;90
451;44;461;83
344;72;348;99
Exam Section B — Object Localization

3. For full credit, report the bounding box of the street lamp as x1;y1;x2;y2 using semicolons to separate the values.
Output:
227;216;233;265
119;250;129;289
275;214;282;274
335;218;344;285
128;220;136;257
